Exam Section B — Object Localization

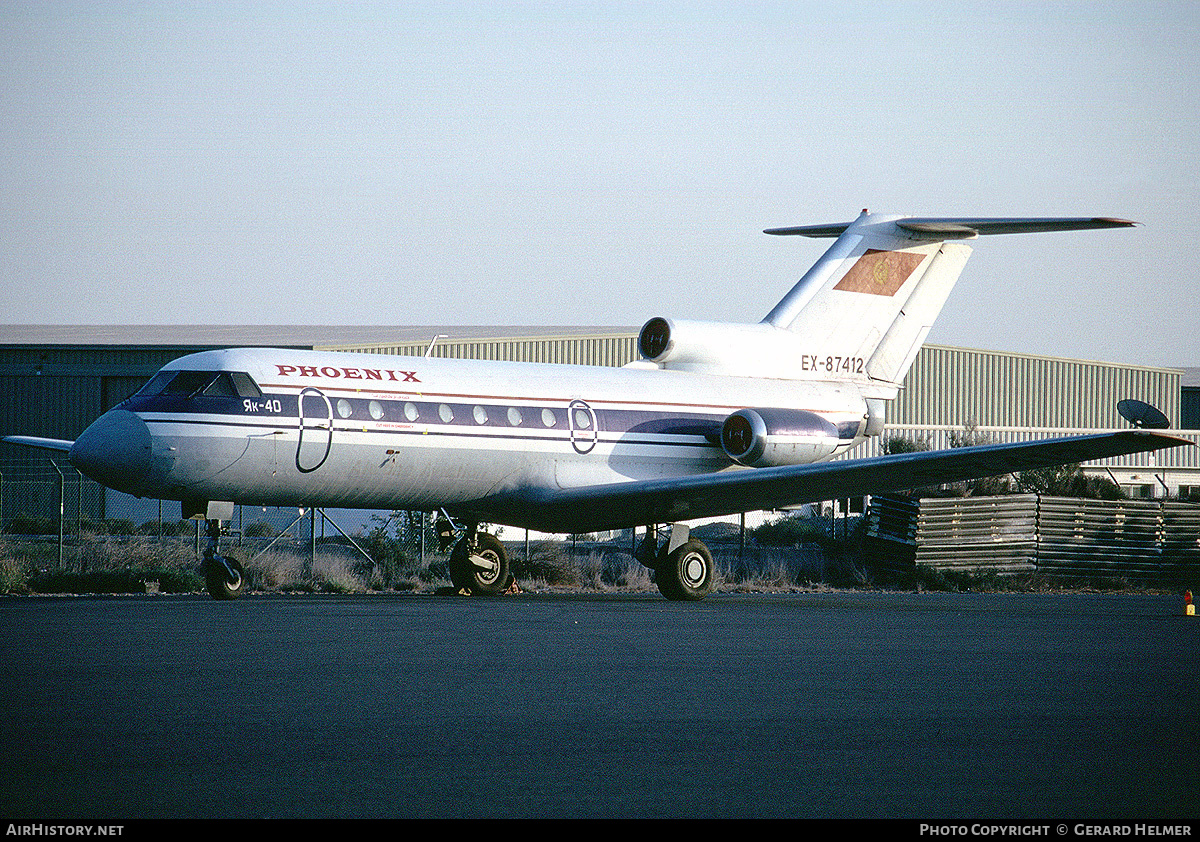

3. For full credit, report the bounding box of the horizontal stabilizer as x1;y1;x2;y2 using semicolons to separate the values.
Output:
3;436;75;452
766;216;1137;240
754;211;1138;386
461;431;1191;534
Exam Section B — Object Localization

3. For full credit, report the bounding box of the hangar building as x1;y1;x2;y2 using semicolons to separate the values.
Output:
2;325;1197;530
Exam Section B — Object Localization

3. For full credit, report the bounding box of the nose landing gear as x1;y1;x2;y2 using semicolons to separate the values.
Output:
202;517;246;600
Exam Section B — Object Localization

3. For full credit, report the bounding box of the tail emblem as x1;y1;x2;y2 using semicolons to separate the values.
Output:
833;248;926;296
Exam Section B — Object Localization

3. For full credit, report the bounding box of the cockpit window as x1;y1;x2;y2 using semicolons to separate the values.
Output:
140;370;264;399
228;371;263;398
202;372;239;397
137;371;175;396
162;371;216;396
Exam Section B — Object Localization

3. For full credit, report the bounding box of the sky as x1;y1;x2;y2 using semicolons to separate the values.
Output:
1;1;1197;368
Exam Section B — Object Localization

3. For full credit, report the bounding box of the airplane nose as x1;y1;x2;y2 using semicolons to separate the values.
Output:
69;409;153;496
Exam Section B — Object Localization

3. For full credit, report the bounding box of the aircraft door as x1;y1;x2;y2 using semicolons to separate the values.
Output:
568;399;598;454
296;387;333;473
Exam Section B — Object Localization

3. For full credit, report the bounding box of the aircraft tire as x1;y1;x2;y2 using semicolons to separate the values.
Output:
205;555;246;601
655;539;714;601
449;533;509;596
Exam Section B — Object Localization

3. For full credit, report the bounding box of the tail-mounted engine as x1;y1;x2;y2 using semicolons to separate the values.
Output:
638;317;807;378
720;408;841;468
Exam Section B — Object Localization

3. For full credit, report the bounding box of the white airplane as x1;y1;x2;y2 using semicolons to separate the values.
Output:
6;210;1191;601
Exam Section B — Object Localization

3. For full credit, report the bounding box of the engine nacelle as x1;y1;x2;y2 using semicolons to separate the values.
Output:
638;317;804;377
720;407;841;468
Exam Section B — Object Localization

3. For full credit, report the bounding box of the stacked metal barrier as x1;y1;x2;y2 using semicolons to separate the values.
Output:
899;494;1200;581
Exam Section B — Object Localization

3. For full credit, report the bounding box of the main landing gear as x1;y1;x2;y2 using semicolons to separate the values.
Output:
636;523;716;602
444;518;515;597
439;516;715;601
202;518;246;600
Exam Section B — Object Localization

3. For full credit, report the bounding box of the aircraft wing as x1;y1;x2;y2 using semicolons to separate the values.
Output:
459;431;1191;534
3;436;75;452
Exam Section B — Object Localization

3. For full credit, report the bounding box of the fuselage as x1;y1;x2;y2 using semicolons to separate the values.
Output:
68;346;874;529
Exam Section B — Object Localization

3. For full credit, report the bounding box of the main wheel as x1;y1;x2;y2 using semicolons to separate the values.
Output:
655;539;715;601
205;555;246;600
448;533;510;596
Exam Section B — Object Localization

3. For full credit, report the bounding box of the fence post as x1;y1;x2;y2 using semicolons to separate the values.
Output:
51;460;64;570
311;507;317;569
740;512;746;561
304;507;314;579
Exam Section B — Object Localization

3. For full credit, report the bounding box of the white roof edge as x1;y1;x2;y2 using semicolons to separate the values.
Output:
0;326;1187;374
0;325;640;348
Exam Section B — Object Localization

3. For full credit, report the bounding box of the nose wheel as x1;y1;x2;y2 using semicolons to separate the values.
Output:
202;518;246;600
204;552;246;600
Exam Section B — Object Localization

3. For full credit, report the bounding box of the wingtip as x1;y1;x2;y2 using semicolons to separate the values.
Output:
2;435;76;452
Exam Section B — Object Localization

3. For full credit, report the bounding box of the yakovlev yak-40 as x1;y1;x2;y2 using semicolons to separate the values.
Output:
7;211;1192;600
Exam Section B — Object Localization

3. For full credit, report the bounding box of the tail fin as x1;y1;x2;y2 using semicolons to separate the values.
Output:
761;211;1135;388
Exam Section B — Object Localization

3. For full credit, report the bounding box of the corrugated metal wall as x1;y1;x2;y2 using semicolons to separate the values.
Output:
322;333;641;367
1;347;191;443
327;334;1182;432
856;425;1200;470
893;344;1181;430
2;334;1195;529
323;333;1195;471
0;346;225;523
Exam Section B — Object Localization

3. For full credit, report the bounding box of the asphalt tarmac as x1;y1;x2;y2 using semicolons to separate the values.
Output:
1;591;1196;820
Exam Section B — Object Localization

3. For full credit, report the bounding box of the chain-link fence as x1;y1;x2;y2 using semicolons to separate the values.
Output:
10;456;1073;596
0;458;443;582
0;458;868;594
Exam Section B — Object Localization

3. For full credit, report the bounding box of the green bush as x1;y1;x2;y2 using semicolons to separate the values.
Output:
28;567;202;594
750;515;830;547
7;515;56;535
511;541;575;585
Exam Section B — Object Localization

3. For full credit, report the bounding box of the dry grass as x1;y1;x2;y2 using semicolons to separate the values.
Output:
0;556;30;594
0;534;1174;596
243;550;372;594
